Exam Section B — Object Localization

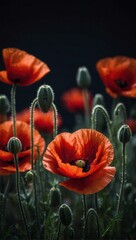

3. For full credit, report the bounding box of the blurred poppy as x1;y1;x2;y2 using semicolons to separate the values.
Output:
0;48;50;86
61;88;93;113
96;56;136;98
43;129;116;194
126;119;136;133
16;108;63;134
0;121;45;175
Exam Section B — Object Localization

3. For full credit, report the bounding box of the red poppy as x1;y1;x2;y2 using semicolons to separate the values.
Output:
16;108;63;133
0;121;45;175
43;129;116;194
96;56;136;98
126;119;136;133
0;48;50;86
61;88;93;113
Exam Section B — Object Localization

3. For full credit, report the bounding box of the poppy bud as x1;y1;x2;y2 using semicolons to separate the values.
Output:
59;204;72;226
76;66;91;88
25;170;34;183
0;94;10;114
37;85;54;113
7;137;22;154
92;93;105;107
118;124;132;144
49;186;61;208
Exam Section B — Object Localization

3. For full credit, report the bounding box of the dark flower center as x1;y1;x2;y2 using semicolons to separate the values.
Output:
115;79;128;88
70;159;90;172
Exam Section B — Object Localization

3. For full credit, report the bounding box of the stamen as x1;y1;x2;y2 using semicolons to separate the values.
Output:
115;79;128;88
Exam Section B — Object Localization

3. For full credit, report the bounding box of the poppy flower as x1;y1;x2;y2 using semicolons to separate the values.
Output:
16;108;63;134
43;129;116;195
0;121;45;175
96;56;136;98
61;88;93;113
0;48;50;86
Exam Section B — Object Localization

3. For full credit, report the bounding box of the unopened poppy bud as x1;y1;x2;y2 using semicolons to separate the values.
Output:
59;204;72;226
92;93;105;107
37;85;54;113
0;94;10;114
118;124;132;144
49;187;61;208
7;137;22;154
76;66;91;88
25;170;34;182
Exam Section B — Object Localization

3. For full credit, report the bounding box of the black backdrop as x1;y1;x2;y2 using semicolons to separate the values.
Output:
0;0;136;128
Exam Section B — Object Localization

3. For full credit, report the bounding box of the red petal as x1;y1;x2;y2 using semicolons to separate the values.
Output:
59;166;116;194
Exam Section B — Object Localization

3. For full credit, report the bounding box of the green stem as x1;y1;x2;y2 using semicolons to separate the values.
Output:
56;220;61;240
11;85;17;137
82;194;87;240
116;142;126;215
14;153;31;239
30;98;41;237
51;102;58;138
83;88;90;128
30;97;38;169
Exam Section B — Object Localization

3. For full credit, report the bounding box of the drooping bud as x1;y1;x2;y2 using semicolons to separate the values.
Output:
7;137;22;154
37;85;54;113
118;124;132;144
0;94;10;114
59;204;72;226
76;66;91;88
25;170;34;183
49;186;61;208
92;93;105;107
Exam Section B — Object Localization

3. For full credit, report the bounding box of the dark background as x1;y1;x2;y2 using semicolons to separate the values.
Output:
0;0;136;128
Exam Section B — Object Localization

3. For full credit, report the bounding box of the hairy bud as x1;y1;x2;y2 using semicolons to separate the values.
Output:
37;85;54;113
7;137;22;154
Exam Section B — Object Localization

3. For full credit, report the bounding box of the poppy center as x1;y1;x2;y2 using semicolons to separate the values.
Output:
75;159;86;168
71;159;90;172
115;79;128;88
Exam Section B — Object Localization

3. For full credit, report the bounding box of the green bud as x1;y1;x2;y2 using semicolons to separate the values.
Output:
0;95;10;114
92;93;105;107
118;124;132;144
59;204;72;226
37;85;54;113
49;187;61;208
76;66;91;88
7;137;22;154
25;170;34;182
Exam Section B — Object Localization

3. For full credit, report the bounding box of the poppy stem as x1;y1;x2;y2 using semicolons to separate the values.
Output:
51;102;58;138
13;153;31;239
82;89;90;128
30;97;38;169
56;220;62;240
11;84;17;137
116;142;126;215
30;97;41;237
82;194;87;240
91;105;112;139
